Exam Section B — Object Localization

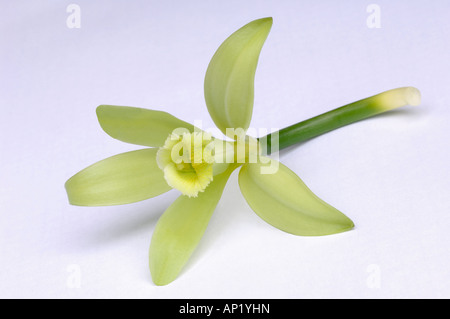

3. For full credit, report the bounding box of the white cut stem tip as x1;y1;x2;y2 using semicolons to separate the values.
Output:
375;87;421;111
404;87;421;106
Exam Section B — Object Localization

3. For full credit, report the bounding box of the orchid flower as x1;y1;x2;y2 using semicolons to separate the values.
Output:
65;17;421;286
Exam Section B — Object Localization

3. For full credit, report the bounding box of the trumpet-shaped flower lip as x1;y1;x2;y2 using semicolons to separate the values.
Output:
156;131;216;197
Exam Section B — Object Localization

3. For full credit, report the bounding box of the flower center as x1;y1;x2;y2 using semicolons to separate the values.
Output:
156;130;263;197
156;131;215;197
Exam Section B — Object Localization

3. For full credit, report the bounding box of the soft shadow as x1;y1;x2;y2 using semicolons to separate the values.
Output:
77;192;178;249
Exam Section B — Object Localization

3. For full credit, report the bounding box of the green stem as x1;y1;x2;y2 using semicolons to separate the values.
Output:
259;87;421;155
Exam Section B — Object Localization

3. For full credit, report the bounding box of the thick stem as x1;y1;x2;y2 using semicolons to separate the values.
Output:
259;87;421;155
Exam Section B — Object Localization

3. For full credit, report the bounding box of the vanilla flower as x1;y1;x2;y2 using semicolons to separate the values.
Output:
65;17;420;285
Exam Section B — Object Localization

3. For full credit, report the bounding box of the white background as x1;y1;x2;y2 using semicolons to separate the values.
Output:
1;0;449;298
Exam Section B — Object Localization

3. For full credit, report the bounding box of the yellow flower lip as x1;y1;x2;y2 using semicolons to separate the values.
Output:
157;131;215;197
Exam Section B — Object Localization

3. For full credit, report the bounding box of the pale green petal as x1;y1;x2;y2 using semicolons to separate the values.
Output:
149;166;235;286
65;148;171;206
238;159;354;236
204;17;272;137
96;105;195;147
